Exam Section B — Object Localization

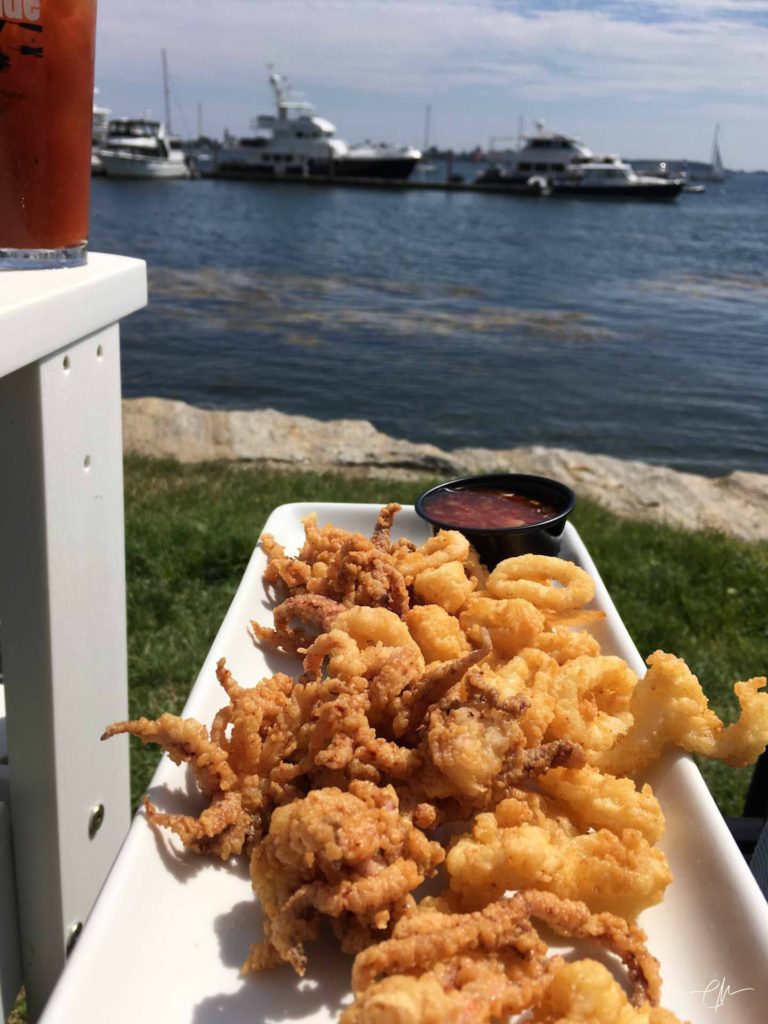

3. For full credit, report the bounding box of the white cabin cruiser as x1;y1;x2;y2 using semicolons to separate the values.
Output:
98;118;191;179
549;155;683;199
478;125;593;186
477;125;682;198
216;72;421;181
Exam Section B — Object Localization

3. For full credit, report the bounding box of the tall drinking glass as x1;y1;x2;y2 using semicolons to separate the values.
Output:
0;0;98;269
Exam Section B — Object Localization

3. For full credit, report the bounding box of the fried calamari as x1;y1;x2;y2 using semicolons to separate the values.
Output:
244;781;444;975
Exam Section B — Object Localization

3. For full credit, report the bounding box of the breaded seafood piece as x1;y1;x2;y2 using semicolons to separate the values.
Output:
446;789;672;918
530;959;685;1023
487;554;595;612
101;712;255;858
394;529;470;584
406;604;471;664
543;655;637;758
413;560;476;614
595;650;768;775
344;891;662;1023
460;595;545;659
538;766;665;845
252;593;344;654
245;781;444;976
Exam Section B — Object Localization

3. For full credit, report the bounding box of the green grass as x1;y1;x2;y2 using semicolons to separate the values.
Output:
123;454;768;817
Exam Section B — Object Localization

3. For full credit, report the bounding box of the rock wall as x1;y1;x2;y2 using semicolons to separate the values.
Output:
123;397;768;542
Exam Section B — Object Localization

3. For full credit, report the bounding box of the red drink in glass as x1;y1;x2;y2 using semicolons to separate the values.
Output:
0;0;97;268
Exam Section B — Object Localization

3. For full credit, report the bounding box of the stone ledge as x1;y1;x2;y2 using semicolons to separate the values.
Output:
122;397;768;542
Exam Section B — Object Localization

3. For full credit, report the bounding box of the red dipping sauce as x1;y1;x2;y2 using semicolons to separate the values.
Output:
421;487;560;530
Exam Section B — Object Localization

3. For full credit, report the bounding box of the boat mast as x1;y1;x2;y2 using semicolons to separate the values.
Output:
423;104;431;152
162;49;172;133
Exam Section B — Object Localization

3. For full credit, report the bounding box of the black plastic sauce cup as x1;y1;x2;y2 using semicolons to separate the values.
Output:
415;473;576;569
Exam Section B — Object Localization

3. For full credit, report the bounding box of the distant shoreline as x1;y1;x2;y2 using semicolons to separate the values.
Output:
122;397;768;542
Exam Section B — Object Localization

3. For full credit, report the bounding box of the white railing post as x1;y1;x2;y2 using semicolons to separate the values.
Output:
0;254;147;1018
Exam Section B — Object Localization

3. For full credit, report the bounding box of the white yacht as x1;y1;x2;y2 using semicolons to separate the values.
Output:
478;124;682;198
97;118;191;179
478;124;593;186
216;72;421;181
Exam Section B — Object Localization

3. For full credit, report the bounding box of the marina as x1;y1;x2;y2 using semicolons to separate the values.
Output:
90;167;763;478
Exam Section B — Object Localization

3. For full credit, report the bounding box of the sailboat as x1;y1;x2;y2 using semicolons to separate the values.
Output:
709;125;726;181
690;125;726;183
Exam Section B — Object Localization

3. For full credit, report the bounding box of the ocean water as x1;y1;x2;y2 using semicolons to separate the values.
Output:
90;167;768;475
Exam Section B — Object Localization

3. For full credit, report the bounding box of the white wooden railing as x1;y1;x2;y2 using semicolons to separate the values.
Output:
0;254;147;1019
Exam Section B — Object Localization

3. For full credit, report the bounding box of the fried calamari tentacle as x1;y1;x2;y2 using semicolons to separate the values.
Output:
346;891;663;1024
350;896;546;993
392;631;493;740
247;781;444;975
339;548;410;616
372;503;402;553
595;651;768;775
261;532;312;592
487;554;595;612
143;791;254;859
102;712;236;795
252;593;344;653
520;890;661;1005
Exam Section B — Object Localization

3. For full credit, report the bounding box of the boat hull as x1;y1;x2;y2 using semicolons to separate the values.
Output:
99;154;191;179
550;181;683;199
214;155;420;182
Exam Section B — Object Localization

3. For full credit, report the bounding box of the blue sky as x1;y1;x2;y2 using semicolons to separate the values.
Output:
96;0;768;168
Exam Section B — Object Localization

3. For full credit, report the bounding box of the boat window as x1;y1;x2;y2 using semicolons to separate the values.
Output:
169;140;183;150
535;163;548;171
518;162;531;171
553;163;565;171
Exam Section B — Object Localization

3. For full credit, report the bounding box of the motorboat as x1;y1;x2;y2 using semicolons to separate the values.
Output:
548;156;684;199
215;71;421;181
97;118;191;179
477;124;593;187
477;125;682;198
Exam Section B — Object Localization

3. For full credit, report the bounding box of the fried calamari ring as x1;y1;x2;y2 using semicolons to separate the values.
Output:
543;655;637;757
487;554;594;612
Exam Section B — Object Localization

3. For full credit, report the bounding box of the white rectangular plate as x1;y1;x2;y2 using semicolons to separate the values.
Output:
41;504;768;1023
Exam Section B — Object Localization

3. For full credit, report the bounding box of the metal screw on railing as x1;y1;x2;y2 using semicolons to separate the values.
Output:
65;921;83;957
88;803;105;838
